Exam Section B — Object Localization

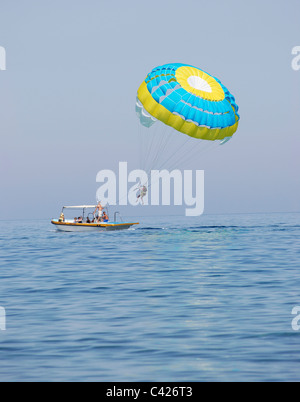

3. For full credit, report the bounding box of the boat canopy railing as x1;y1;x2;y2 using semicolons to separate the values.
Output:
61;205;110;221
62;205;98;221
62;205;98;209
114;211;123;222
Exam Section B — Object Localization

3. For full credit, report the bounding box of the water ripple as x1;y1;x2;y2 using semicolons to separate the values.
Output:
0;213;299;381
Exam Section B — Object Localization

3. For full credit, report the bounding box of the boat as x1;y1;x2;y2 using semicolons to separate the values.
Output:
51;205;139;232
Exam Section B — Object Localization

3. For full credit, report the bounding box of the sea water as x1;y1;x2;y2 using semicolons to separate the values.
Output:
0;212;299;382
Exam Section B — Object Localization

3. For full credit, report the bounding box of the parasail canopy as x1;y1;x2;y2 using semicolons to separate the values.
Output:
136;63;240;142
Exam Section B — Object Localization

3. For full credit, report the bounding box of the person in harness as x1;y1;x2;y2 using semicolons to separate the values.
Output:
136;184;147;205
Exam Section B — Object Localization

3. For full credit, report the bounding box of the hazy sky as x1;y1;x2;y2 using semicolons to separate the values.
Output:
0;0;299;219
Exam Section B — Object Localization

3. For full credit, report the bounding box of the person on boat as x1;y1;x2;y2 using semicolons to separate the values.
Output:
136;184;147;205
86;216;91;223
94;202;103;222
59;212;65;222
77;216;83;223
102;211;109;222
74;217;77;223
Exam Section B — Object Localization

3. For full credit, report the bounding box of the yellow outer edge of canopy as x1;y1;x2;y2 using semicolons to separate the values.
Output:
137;81;239;141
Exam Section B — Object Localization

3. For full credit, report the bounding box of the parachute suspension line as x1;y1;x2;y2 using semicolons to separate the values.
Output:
174;136;219;168
154;127;176;169
146;124;172;176
154;133;192;173
146;123;163;173
140;116;218;193
145;86;197;175
151;68;221;173
142;122;171;183
138;119;143;171
142;119;161;174
146;141;218;195
167;139;218;174
148;123;168;166
147;134;218;191
152;88;202;170
145;64;184;171
150;90;197;170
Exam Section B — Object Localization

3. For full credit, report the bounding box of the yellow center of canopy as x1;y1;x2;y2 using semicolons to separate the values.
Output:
175;66;225;101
